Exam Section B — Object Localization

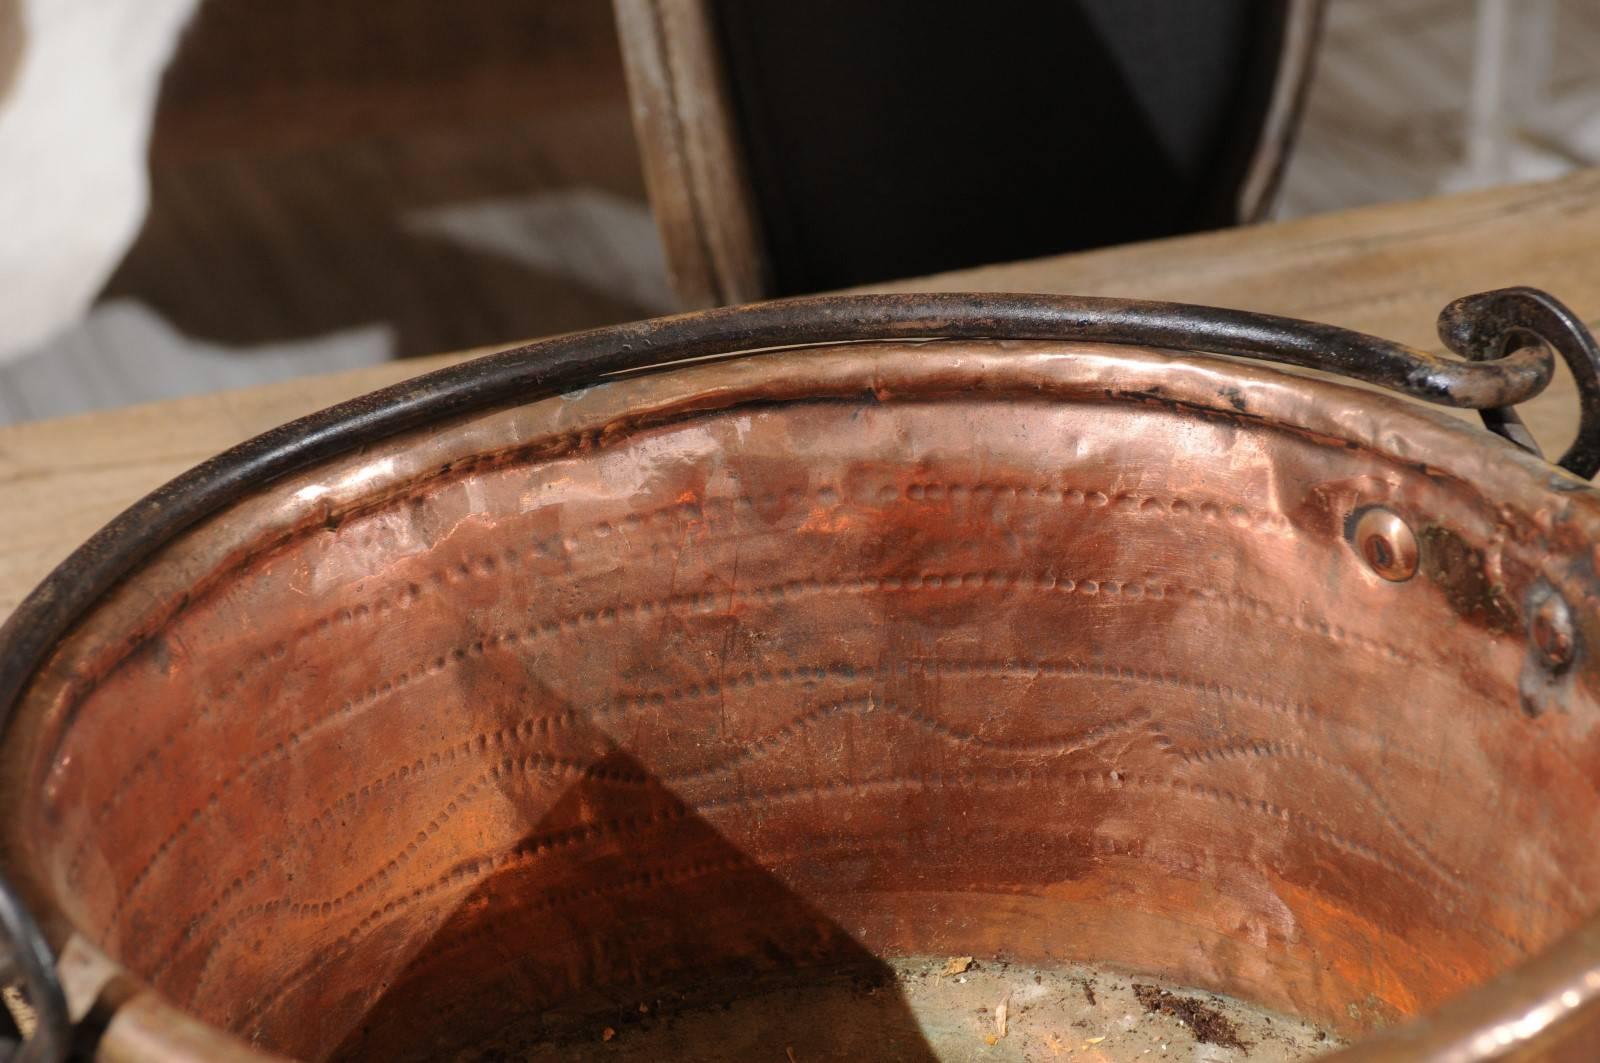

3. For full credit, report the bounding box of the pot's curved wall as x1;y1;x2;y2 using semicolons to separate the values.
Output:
15;343;1600;1060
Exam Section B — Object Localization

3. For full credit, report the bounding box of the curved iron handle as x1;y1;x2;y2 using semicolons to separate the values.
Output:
0;874;69;1063
1438;286;1600;478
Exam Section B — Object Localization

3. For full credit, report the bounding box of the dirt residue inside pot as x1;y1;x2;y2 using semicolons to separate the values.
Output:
481;957;1342;1062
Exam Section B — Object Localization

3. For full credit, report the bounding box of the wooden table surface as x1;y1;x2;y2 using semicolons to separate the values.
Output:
5;168;1600;620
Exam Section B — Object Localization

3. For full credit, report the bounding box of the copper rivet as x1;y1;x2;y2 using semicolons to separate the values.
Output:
1531;591;1576;672
1353;507;1418;582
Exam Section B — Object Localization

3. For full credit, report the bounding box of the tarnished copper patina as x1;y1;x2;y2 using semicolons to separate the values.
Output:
3;292;1600;1061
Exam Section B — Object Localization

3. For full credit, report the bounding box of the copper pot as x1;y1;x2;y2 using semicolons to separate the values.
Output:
4;291;1600;1062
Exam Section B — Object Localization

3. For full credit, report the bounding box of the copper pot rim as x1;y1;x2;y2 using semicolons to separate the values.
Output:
3;292;1599;1063
19;336;1600;793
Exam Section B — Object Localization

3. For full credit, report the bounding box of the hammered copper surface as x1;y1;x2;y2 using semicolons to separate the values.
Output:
12;342;1600;1060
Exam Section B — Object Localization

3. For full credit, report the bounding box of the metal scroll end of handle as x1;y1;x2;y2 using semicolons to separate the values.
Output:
1438;286;1600;480
0;873;69;1063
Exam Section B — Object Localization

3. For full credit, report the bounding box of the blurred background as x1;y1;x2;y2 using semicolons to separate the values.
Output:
0;0;1594;426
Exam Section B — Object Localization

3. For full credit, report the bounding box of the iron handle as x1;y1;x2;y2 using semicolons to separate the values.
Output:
0;874;68;1063
1438;286;1600;478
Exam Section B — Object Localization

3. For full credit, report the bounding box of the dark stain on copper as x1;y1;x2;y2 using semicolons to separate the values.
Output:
1419;525;1519;634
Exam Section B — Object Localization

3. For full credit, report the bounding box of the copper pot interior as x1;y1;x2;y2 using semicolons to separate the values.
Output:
17;342;1600;1060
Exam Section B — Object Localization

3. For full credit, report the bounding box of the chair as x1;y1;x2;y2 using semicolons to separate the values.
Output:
615;0;1325;307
